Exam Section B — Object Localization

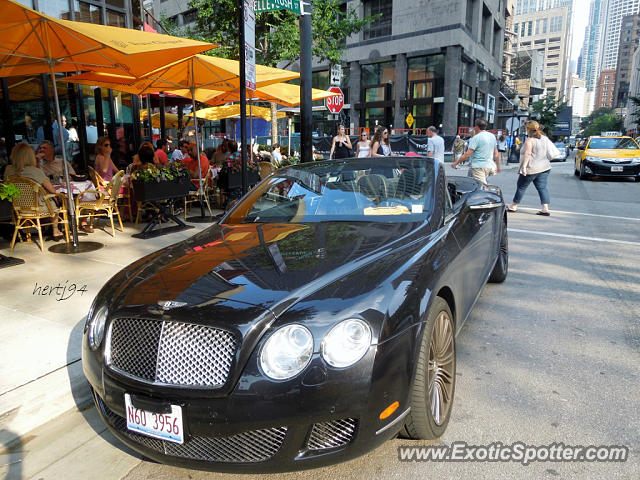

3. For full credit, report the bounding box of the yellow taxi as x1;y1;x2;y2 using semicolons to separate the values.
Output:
575;136;640;181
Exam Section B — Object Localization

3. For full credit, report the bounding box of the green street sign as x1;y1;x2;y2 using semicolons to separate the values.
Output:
255;0;302;15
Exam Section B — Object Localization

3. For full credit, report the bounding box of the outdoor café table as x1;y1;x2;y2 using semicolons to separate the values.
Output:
54;179;95;198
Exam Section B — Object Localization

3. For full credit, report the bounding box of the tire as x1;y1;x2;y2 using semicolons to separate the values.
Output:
579;162;590;180
402;297;456;440
489;219;508;283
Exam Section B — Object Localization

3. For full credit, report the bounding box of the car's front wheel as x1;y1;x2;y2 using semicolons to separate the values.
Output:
489;219;508;283
402;297;455;440
579;162;590;180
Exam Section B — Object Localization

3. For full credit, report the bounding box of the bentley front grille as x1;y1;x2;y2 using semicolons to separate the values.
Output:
95;394;287;463
306;418;357;451
107;317;237;388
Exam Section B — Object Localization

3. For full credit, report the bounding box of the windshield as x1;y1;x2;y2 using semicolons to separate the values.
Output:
554;142;565;148
588;138;639;150
224;157;436;224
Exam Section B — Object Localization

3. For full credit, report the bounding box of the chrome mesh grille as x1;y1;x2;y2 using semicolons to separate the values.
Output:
108;317;237;387
95;394;287;463
306;418;357;451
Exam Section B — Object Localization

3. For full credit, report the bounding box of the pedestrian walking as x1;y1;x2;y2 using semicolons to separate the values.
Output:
507;120;559;216
370;126;392;156
451;118;500;183
329;125;352;159
453;135;466;163
426;126;445;162
497;135;507;165
355;131;371;157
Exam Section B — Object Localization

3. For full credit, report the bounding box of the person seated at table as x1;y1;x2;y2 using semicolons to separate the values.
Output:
36;140;75;182
131;144;156;173
184;142;209;186
6;143;65;240
126;141;155;175
155;138;170;165
213;139;229;165
94;136;119;181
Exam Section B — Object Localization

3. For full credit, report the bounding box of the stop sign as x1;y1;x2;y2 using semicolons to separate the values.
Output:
325;86;344;113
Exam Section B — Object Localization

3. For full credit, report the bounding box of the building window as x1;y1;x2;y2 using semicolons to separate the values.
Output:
182;9;198;25
74;1;102;24
40;0;72;20
364;0;392;40
362;61;395;87
106;9;125;27
466;0;475;31
407;54;445;99
550;16;563;33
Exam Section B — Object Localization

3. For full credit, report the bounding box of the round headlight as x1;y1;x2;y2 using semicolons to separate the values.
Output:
321;319;372;368
88;305;108;351
260;324;313;380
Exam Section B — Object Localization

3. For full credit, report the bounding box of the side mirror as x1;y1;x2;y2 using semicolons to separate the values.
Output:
464;191;502;211
577;145;585;151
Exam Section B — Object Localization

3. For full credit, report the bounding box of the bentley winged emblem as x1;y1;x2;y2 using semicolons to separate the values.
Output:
157;300;188;310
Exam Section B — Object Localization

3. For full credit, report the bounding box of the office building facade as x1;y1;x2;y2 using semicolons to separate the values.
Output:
601;0;640;71
613;13;640;107
512;0;573;100
595;69;617;108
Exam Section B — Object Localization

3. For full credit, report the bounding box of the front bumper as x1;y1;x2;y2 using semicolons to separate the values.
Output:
583;159;640;177
83;323;419;472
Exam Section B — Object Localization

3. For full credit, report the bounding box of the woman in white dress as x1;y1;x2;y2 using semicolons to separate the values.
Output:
355;131;371;158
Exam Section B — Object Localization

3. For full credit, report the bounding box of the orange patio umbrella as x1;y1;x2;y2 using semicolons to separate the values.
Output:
64;59;300;220
0;0;214;250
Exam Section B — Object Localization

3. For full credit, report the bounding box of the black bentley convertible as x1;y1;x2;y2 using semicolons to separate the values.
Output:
83;156;508;472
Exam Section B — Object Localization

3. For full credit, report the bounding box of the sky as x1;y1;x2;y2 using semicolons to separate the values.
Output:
571;0;591;62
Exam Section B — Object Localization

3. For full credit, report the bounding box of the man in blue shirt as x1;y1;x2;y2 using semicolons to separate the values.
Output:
451;118;500;183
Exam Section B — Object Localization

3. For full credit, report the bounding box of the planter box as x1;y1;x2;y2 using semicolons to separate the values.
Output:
0;199;13;222
219;170;261;190
132;177;191;203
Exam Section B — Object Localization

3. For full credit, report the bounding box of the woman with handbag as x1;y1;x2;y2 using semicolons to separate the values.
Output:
507;121;558;216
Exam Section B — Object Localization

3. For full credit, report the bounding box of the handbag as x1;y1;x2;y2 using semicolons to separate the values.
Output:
545;137;560;161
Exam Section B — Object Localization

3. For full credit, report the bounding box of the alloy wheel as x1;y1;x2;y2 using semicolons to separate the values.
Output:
428;311;455;426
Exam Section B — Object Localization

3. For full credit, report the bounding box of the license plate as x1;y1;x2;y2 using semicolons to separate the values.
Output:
611;166;624;172
124;394;184;444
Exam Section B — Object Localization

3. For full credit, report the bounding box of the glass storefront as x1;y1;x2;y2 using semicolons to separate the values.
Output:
360;61;395;130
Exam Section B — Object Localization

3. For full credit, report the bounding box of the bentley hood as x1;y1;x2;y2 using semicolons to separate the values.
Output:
108;221;426;318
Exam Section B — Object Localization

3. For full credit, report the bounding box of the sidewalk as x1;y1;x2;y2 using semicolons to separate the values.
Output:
0;213;220;450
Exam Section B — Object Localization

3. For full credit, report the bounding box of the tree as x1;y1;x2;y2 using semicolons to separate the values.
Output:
530;96;566;136
579;107;615;131
580;112;623;137
174;0;376;68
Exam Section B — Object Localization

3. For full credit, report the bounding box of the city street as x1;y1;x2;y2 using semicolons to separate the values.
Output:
1;154;639;480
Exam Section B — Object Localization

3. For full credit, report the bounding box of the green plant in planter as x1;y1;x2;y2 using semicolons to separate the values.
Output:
131;160;191;183
0;181;19;202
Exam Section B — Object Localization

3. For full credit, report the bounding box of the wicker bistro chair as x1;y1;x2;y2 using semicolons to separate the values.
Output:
259;161;276;179
88;166;109;192
76;170;125;237
7;176;70;252
184;171;214;220
89;166;132;222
